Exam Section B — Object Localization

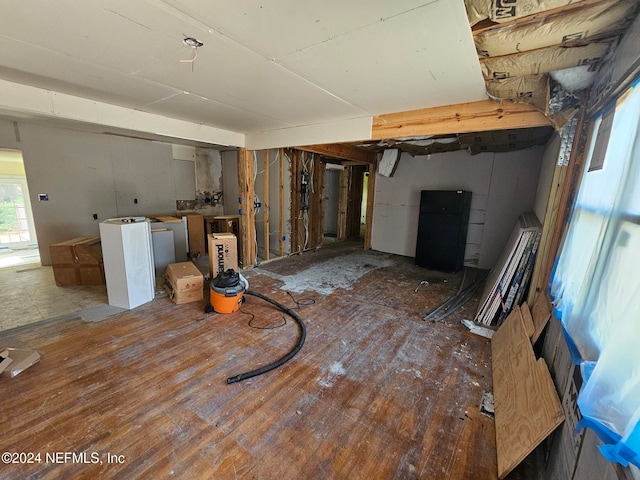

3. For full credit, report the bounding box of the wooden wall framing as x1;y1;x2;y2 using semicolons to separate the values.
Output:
237;148;256;268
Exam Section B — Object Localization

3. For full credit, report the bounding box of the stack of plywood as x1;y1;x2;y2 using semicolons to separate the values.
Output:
492;303;563;478
475;212;541;326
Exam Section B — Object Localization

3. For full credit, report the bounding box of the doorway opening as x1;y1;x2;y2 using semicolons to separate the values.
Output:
0;149;39;268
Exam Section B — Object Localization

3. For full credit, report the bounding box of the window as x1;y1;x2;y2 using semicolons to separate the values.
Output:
550;79;640;467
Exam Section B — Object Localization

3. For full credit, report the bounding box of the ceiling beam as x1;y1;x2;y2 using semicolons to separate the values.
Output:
371;99;551;141
296;143;376;165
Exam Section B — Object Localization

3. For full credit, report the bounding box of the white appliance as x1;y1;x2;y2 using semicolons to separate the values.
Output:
99;217;155;309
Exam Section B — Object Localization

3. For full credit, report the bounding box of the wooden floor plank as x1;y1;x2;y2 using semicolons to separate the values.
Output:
0;242;533;479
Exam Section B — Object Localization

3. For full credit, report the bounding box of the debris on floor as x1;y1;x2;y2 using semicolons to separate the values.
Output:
462;319;495;338
480;391;495;418
0;348;41;377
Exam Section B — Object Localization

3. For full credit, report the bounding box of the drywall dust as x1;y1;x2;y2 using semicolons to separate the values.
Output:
278;252;394;295
317;361;346;388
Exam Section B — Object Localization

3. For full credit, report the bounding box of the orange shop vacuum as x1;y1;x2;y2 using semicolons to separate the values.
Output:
204;269;307;385
207;269;247;314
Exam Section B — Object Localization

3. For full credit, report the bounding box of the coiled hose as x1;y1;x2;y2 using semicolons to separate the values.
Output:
226;289;307;384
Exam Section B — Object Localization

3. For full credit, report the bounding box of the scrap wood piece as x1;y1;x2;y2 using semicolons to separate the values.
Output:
531;292;552;344
491;307;564;479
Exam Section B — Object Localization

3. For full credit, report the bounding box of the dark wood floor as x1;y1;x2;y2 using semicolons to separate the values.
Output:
0;242;536;479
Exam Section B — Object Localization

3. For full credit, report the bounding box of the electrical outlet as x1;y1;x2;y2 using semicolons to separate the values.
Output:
134;198;138;204
38;193;49;202
93;214;98;220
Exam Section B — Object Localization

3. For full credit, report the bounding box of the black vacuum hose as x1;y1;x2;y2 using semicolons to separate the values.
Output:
226;289;307;384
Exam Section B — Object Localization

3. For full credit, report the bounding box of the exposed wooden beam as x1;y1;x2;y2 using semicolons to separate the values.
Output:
238;148;256;268
263;150;270;262
372;100;551;140
297;144;375;165
278;147;285;257
337;169;348;240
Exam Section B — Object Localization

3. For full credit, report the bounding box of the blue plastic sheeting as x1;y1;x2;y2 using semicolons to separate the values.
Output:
549;79;640;468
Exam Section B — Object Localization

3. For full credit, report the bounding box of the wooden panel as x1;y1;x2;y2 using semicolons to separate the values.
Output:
297;143;375;164
372;100;550;140
238;148;256;268
182;213;205;257
492;306;565;479
531;293;552;345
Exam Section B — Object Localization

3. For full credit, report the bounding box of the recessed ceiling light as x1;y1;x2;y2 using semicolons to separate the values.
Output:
183;37;204;48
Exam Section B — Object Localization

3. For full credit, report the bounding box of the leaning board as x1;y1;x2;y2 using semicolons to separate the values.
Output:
492;307;564;478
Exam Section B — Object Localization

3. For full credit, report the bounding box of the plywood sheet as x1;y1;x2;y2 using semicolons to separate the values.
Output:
492;306;564;478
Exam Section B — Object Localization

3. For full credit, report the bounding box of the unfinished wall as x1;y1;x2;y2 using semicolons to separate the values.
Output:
372;147;543;270
254;149;292;259
2;122;183;265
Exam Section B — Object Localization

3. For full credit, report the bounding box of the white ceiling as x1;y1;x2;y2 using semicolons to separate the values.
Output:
0;0;488;145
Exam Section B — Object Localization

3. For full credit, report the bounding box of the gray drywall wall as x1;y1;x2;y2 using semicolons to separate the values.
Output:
17;123;181;265
533;133;561;225
372;147;544;270
479;147;544;269
109;136;175;216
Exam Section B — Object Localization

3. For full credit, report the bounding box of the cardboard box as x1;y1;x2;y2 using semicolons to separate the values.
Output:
1;348;41;377
208;233;238;277
52;265;80;286
50;236;105;286
77;265;106;286
49;236;101;264
163;262;204;304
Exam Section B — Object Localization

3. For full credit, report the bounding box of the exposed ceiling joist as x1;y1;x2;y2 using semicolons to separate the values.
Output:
371;99;551;141
296;143;376;165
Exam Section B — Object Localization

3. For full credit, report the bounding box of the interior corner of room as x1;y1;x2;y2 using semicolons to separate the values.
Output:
1;1;640;479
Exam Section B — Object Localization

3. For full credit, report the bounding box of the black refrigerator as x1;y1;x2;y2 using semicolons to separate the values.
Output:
415;190;471;273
